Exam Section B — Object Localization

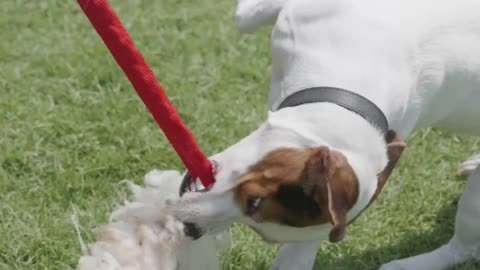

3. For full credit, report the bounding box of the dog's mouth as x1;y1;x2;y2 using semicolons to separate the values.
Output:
179;172;211;196
179;160;219;197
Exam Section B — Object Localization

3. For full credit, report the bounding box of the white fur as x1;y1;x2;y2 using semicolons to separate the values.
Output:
75;170;229;270
270;241;320;270
179;0;480;269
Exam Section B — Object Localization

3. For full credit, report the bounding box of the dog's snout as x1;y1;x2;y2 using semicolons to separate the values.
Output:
183;222;203;240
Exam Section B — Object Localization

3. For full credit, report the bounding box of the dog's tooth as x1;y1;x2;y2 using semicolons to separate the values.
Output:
195;178;205;191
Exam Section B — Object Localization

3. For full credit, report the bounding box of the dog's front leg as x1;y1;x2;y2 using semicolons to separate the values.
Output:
270;241;320;270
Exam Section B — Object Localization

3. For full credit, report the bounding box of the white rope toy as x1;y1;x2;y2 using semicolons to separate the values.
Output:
74;170;229;270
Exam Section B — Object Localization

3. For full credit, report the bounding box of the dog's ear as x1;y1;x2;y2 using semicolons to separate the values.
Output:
302;147;358;243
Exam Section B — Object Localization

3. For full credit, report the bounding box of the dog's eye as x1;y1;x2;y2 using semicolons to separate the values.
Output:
246;197;262;215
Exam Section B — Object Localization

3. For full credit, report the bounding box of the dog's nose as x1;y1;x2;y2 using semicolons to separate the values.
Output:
183;222;203;240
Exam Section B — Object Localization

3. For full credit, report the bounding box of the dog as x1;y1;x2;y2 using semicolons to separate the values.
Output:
176;0;480;269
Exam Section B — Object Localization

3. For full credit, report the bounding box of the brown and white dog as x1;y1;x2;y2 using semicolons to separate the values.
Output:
177;0;480;269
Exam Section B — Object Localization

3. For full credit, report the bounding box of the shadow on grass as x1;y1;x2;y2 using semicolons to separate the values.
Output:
321;194;480;270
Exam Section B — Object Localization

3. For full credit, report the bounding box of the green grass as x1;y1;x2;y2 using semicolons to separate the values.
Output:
0;1;479;269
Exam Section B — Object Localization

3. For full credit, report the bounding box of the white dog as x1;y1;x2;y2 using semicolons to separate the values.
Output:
176;0;480;269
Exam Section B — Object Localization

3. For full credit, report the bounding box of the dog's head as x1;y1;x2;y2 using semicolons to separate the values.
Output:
234;146;357;242
177;132;404;243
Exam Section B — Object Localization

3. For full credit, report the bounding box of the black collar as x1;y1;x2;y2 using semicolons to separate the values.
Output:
277;87;389;135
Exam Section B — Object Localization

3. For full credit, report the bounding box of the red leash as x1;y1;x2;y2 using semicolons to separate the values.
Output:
77;0;215;188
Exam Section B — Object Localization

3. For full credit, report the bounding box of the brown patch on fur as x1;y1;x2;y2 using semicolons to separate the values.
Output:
234;147;359;242
373;130;406;201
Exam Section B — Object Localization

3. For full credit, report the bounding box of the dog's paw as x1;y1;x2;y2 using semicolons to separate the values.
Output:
458;154;480;176
379;261;409;270
235;0;288;33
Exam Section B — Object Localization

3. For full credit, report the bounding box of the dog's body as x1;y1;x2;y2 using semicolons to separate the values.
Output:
178;0;480;269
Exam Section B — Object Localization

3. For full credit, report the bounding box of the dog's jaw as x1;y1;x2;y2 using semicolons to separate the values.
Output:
247;219;332;243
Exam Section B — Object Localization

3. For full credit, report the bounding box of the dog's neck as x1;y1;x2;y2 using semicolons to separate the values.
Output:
212;102;387;225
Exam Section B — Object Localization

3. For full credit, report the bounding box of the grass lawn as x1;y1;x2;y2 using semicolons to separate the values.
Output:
1;0;479;269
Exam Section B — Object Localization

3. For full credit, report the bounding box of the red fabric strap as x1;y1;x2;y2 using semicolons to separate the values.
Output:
77;0;215;187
